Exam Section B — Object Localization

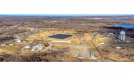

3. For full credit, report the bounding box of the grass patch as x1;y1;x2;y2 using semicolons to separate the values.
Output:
52;46;70;50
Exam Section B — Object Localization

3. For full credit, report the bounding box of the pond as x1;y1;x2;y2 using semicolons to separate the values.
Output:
48;34;73;39
113;24;134;28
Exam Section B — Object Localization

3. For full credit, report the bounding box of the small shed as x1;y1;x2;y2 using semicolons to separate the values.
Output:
107;33;114;36
9;44;14;45
116;47;121;50
1;44;6;46
25;45;31;48
15;39;21;43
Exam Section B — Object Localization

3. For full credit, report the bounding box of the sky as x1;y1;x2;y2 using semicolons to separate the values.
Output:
0;0;134;15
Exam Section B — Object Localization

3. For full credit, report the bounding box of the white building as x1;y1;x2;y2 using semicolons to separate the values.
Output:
25;45;31;48
32;44;44;51
116;47;121;50
118;31;125;41
107;33;114;36
16;39;21;43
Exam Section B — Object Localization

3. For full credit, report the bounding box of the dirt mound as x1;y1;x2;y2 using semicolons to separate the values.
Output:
79;47;90;58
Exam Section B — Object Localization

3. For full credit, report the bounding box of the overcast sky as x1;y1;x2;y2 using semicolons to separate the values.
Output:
0;0;134;14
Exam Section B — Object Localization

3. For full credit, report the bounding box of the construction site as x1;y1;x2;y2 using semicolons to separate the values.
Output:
0;16;134;62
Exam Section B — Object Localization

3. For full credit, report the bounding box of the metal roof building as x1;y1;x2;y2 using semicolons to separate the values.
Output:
31;44;44;51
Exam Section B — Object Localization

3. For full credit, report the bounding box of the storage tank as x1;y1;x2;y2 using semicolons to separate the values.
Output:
118;31;125;41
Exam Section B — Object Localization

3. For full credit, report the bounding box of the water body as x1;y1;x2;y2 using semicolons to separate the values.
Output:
113;19;134;21
113;24;134;28
49;34;72;39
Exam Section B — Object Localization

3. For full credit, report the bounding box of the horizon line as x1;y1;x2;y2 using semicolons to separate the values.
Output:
0;14;134;16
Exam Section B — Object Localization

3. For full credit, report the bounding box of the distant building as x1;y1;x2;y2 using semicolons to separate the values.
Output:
9;44;14;45
16;39;21;43
1;44;6;46
31;44;44;51
25;45;31;48
107;33;114;36
116;47;121;50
